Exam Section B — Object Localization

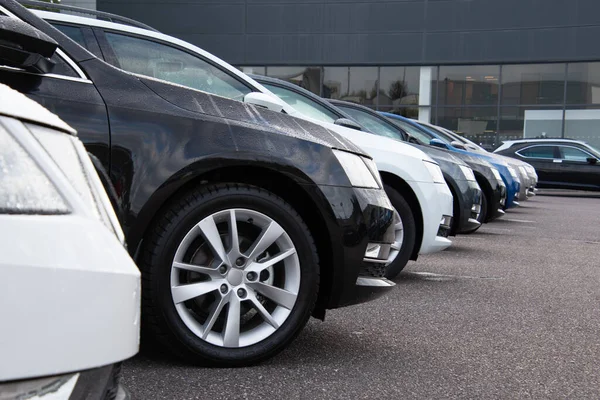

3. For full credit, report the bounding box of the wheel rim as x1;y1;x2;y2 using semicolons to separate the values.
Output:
387;209;404;263
170;208;301;348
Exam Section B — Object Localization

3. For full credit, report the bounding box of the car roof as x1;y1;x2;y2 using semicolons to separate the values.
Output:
495;138;588;152
0;83;75;134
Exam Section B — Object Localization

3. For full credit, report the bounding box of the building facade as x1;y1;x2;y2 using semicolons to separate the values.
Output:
97;0;600;150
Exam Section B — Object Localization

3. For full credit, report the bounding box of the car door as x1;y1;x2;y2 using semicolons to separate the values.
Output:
557;145;600;190
514;145;561;187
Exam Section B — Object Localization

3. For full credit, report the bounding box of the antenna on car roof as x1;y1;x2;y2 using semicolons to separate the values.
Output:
19;0;160;32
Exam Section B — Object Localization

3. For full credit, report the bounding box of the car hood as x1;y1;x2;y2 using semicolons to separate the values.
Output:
412;144;468;167
139;77;366;156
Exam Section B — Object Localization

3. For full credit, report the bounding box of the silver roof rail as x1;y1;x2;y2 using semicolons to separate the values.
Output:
19;0;159;32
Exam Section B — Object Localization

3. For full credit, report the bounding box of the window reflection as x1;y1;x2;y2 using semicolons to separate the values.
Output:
266;66;322;96
500;106;564;142
437;106;498;149
437;65;500;106
379;67;422;108
564;106;600;150
566;63;600;105
322;67;378;105
501;64;565;105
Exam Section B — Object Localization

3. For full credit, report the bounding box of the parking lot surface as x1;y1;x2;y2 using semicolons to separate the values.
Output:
123;193;600;399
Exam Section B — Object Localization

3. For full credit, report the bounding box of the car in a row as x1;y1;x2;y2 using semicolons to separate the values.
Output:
0;0;538;394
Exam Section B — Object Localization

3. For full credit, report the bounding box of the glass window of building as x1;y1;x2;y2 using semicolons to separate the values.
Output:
500;106;564;142
566;63;600;105
437;106;498;148
379;67;423;108
501;64;566;105
564;106;600;150
437;65;500;106
266;66;322;96
322;67;378;106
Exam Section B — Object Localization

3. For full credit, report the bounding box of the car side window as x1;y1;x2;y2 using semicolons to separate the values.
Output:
47;53;78;78
104;32;252;100
559;146;592;162
517;146;557;159
261;83;337;124
390;119;433;144
337;106;404;141
53;24;88;49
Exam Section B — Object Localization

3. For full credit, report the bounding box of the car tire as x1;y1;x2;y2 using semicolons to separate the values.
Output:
140;183;319;366
384;184;417;279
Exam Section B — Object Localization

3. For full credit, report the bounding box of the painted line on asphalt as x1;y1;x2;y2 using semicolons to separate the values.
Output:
504;218;536;223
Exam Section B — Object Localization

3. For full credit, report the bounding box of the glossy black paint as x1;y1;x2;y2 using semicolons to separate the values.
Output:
496;141;600;192
0;0;395;310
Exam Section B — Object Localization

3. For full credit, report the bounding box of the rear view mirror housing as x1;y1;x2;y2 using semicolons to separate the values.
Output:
587;157;598;165
0;15;58;73
243;92;284;113
429;138;447;149
334;118;362;131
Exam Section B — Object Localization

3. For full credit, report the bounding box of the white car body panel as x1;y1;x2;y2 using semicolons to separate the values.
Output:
0;84;140;382
35;11;452;255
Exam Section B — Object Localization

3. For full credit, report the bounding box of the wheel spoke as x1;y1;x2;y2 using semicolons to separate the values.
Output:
248;282;297;310
245;221;285;261
173;261;220;277
390;241;401;251
250;295;279;329
223;297;241;347
202;294;229;340
171;280;222;304
229;209;240;254
246;248;297;273
197;216;228;263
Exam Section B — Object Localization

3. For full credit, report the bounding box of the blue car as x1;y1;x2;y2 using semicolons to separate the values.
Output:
380;113;521;209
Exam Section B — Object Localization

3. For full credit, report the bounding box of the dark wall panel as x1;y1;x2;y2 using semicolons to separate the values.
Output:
98;0;600;65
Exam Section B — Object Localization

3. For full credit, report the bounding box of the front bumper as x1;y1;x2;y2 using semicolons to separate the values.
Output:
416;181;453;255
0;363;129;400
309;185;396;309
453;179;483;234
0;215;140;382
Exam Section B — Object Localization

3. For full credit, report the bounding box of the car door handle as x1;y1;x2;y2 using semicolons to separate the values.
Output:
553;159;562;163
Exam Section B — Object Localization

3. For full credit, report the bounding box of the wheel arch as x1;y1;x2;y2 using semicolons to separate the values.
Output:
380;171;423;261
474;171;493;222
131;163;336;318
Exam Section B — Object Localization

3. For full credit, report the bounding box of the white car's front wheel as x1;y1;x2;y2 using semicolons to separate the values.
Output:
383;184;416;279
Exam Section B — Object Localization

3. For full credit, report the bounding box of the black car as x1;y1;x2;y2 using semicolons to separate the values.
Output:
328;100;485;235
494;139;600;191
379;115;508;223
0;0;396;367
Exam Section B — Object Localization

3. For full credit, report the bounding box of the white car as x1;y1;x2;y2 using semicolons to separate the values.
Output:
34;7;453;278
0;84;140;398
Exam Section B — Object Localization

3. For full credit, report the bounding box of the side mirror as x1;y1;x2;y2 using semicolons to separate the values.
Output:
243;92;284;113
334;118;362;131
0;16;58;73
587;157;598;165
429;138;447;149
450;140;467;150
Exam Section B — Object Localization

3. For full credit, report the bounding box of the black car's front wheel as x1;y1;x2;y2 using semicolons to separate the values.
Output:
141;183;319;366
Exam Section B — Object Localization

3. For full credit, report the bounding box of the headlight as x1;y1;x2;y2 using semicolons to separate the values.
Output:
458;165;476;182
491;167;503;182
423;160;445;184
0;125;69;214
507;165;520;182
333;149;380;189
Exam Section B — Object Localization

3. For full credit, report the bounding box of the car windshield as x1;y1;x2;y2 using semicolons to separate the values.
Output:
411;122;452;144
261;83;338;124
335;106;404;141
384;117;434;145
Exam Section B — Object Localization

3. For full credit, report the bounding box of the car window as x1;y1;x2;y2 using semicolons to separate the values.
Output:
53;24;88;49
338;106;404;140
47;53;78;77
261;83;337;123
517;146;557;159
104;32;252;100
391;119;435;144
559;146;593;162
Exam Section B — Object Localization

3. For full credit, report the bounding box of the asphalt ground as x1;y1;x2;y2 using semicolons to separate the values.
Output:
122;192;600;399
